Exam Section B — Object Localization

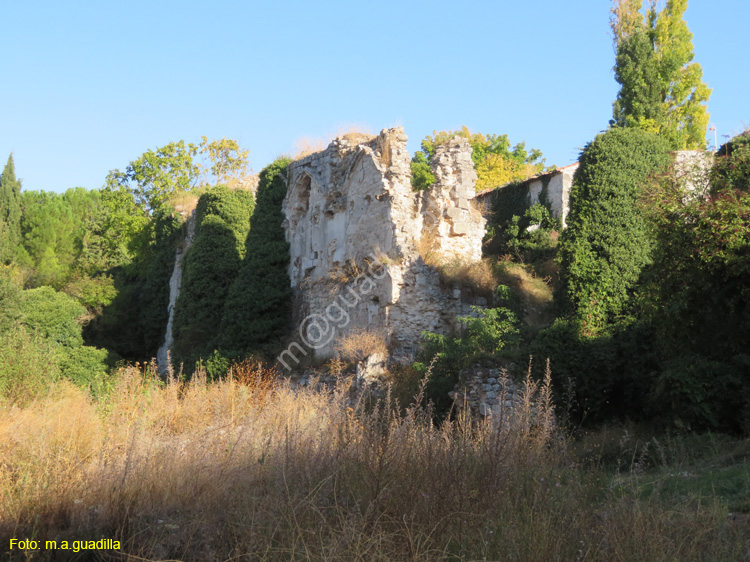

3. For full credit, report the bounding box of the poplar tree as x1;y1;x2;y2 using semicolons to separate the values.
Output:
0;154;22;264
610;0;711;149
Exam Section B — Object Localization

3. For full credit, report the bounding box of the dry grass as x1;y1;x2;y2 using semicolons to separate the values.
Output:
0;364;748;561
417;232;497;298
290;136;329;160
496;259;556;329
334;329;388;364
291;124;375;161
166;190;202;216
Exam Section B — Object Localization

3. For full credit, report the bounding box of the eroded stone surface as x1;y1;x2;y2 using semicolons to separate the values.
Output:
282;128;486;361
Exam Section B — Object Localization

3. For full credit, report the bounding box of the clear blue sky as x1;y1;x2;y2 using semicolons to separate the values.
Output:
2;0;748;193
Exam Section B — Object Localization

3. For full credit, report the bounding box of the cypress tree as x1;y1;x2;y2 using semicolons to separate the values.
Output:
0;154;22;264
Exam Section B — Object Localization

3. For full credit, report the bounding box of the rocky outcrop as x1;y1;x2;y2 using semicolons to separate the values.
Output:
281;127;486;364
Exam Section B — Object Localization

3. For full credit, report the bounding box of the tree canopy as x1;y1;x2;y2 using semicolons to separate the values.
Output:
105;137;250;212
0;154;22;264
411;127;545;191
610;0;711;149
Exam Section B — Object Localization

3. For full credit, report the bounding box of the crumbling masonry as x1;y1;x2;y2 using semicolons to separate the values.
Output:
282;127;486;362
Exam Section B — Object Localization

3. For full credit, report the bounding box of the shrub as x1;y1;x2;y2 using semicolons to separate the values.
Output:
334;329;388;364
418;306;520;415
641;164;750;431
710;130;750;194
20;286;86;347
531;317;657;425
0;326;60;405
558;127;671;335
58;344;113;397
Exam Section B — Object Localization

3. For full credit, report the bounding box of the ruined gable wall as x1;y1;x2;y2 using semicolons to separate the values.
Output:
282;128;485;361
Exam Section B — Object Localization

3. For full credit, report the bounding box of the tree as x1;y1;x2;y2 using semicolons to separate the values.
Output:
106;138;251;213
611;0;711;149
0;154;22;264
106;140;201;212
559;127;671;335
198;137;250;185
639;134;750;429
172;185;255;366
411;127;545;191
219;158;292;355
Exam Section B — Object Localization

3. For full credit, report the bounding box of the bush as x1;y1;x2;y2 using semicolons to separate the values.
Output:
58;345;113;397
0;326;60;405
641;163;750;431
558;127;671;334
418;306;520;415
531;318;657;425
710;130;750;194
17;285;113;395
21;286;86;347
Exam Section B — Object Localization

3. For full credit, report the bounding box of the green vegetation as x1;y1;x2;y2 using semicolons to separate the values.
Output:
219;157;292;357
641;131;750;430
0;155;22;265
558;127;671;335
172;185;255;367
411;126;545;191
1;4;749;555
105;137;250;212
710;130;750;193
610;0;711;149
418;304;521;413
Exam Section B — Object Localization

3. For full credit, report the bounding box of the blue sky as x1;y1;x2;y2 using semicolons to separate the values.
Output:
2;0;748;193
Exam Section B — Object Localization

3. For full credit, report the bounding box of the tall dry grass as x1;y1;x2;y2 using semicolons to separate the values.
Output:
0;364;747;561
291;124;375;161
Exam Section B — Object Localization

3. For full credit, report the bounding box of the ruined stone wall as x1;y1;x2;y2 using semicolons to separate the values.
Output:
282;128;486;361
475;163;578;229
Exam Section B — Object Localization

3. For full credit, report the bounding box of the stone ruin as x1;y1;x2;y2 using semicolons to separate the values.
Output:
281;127;486;364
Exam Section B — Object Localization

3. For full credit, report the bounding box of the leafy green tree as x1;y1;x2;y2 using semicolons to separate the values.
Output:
106;138;251;213
0;154;22;264
84;185;150;271
15;188;108;288
106;140;201;212
83;206;182;362
611;0;711;149
411;127;545;191
198;137;250;185
21;286;86;347
219;158;292;355
19;286;111;394
559;127;671;335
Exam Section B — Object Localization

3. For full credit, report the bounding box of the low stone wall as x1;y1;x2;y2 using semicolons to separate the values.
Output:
449;366;524;420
